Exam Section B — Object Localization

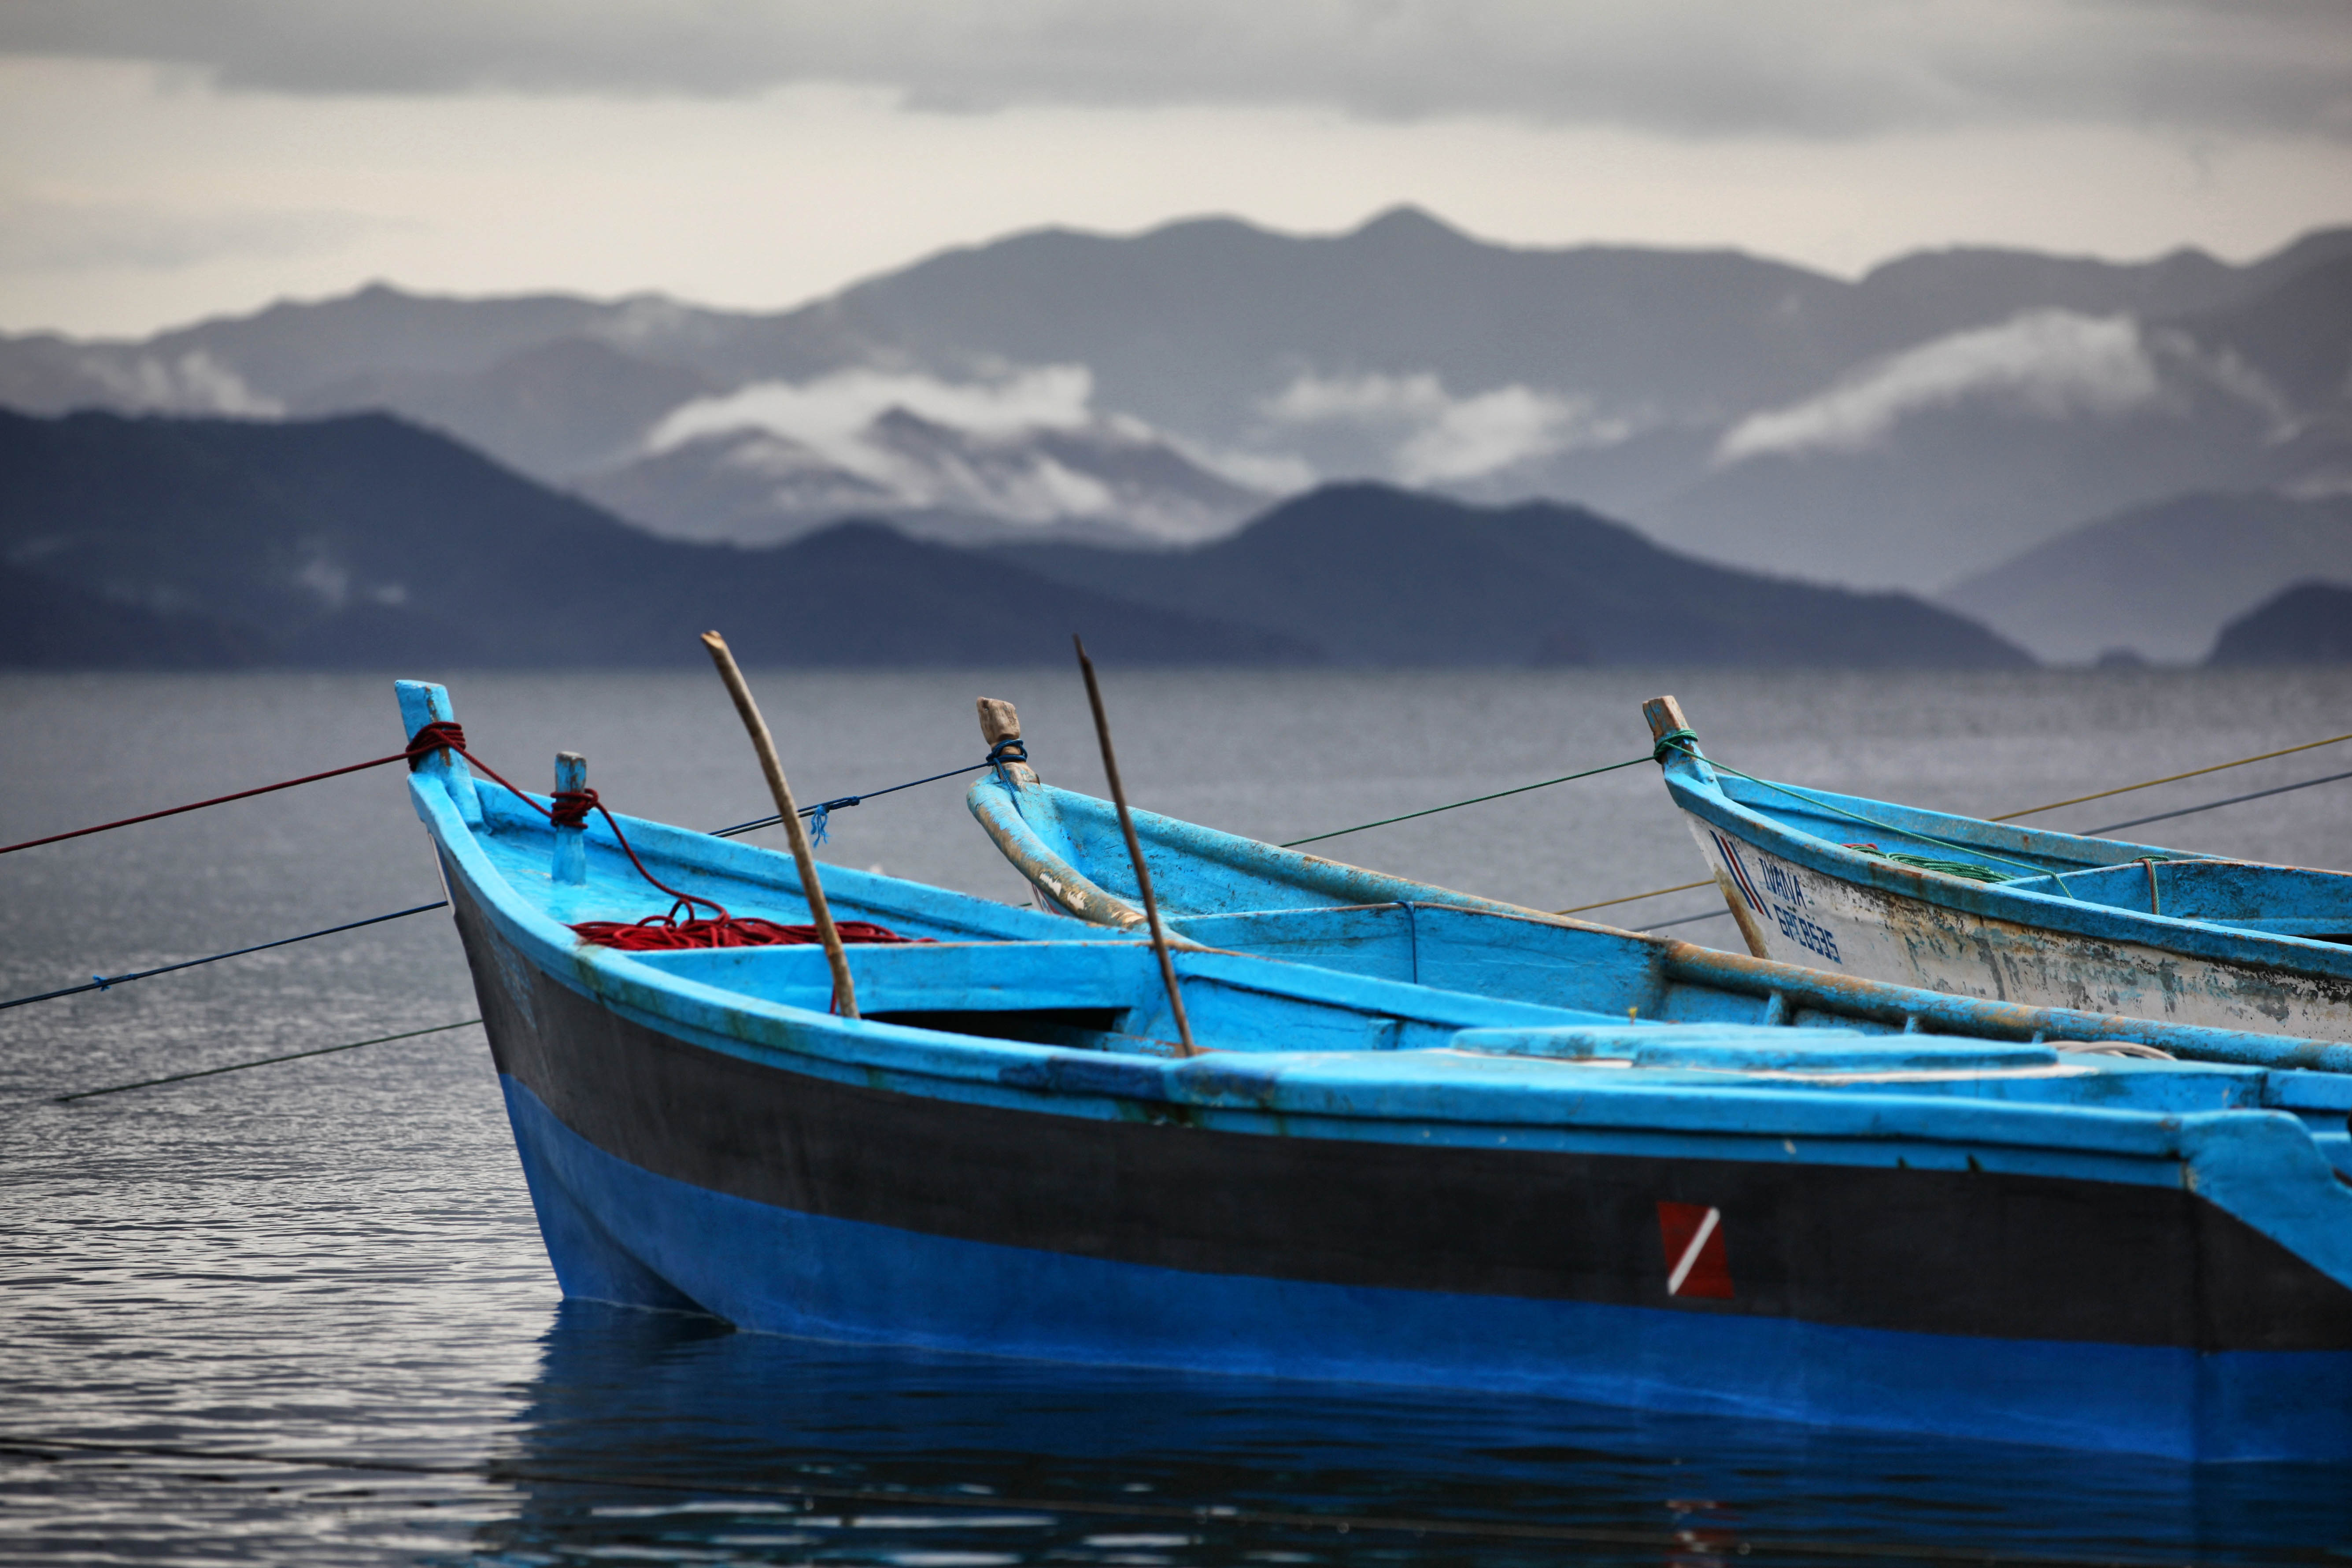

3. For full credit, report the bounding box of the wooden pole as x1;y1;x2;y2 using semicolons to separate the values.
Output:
1072;636;1198;1057
700;631;859;1019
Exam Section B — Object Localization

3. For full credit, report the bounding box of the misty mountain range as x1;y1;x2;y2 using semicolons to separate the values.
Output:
3;207;2348;662
0;408;2027;670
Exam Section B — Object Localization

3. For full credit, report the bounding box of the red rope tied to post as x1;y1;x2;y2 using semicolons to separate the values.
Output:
547;788;597;830
405;720;467;769
403;720;922;956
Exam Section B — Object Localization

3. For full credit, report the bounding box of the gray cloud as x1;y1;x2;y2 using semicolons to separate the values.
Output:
2;0;2347;140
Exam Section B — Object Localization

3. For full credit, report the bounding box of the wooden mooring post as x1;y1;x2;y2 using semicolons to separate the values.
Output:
700;631;860;1019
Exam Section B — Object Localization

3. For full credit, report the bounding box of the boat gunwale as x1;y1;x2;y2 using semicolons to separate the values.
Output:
414;769;2352;1169
973;772;2352;1069
1660;751;2352;979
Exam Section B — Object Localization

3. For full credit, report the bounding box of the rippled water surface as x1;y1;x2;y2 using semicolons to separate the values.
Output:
4;667;2351;1565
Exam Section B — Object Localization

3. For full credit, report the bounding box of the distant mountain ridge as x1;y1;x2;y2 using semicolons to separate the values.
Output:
0;410;1301;668
2208;584;2352;666
0;409;2026;670
4;210;2347;585
1939;492;2352;664
997;484;2028;669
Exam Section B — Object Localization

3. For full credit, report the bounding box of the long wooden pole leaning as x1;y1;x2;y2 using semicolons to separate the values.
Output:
700;631;859;1018
1072;636;1198;1057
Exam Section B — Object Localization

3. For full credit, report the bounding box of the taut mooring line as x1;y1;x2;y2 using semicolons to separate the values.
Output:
2085;766;2352;837
53;1019;482;1102
0;902;450;1013
1995;730;2352;821
1280;755;1652;847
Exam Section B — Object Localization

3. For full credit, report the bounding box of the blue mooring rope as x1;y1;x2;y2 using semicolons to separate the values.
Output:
0;902;452;1013
710;742;1026;841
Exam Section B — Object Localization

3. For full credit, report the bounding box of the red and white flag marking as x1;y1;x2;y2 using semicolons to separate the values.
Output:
1656;1201;1734;1298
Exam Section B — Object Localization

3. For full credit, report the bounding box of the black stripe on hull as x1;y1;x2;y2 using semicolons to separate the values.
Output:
452;883;2352;1352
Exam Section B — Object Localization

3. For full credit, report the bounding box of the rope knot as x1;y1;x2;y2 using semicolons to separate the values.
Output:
987;736;1029;786
1652;727;1698;765
806;796;860;846
549;787;598;830
406;720;467;770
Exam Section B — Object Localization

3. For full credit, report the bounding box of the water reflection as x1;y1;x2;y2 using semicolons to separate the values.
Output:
479;1302;2352;1566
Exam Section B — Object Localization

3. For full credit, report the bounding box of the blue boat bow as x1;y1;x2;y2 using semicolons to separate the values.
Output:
403;680;2352;1460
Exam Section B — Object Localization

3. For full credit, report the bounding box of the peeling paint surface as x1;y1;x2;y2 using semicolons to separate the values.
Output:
1662;761;2352;1043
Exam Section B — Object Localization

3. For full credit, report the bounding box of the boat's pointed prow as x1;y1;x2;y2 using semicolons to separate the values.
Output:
1642;693;1691;748
393;679;481;825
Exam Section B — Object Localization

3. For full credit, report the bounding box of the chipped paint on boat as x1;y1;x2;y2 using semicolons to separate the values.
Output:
1644;698;2352;1042
965;755;2352;1072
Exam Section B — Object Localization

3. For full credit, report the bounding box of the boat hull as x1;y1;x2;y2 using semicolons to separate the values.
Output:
455;881;2352;1462
1681;814;2352;1041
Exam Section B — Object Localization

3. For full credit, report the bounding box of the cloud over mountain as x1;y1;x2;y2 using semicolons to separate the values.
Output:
1258;371;1612;485
644;365;1101;465
1713;307;2299;465
1716;312;2163;462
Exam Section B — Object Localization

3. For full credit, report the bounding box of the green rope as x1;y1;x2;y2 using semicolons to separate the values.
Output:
1658;739;2078;899
1281;755;1653;848
1845;844;2019;884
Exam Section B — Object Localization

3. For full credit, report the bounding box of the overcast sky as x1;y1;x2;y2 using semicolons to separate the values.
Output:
4;0;2348;336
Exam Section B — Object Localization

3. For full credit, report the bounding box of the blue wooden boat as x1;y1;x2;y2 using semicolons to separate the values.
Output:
1640;695;2352;1041
963;704;2352;1072
399;680;2352;1461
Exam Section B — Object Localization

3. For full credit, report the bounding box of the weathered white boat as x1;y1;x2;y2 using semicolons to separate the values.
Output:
1644;696;2352;1041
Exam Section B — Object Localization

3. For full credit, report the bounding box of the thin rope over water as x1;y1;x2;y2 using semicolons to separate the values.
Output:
0;901;451;1013
53;1019;484;1102
1554;879;1713;916
1280;754;1652;848
0;743;997;1013
1994;730;2352;821
0;731;471;856
2086;766;2352;837
711;741;1023;841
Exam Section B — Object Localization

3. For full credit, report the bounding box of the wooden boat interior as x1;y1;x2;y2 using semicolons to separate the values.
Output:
1702;771;2352;942
475;799;2352;1137
401;720;2352;1178
466;778;1066;943
2001;859;2352;939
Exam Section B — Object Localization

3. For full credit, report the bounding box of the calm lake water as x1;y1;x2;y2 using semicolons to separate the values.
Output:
4;666;2351;1566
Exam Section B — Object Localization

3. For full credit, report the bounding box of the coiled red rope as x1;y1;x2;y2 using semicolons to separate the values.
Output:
405;721;922;953
569;916;925;951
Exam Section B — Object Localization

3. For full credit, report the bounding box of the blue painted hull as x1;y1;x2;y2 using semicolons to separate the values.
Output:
393;680;2352;1463
498;1072;2352;1463
444;855;2352;1463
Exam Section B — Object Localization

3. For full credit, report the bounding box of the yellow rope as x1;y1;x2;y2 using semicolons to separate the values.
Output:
1992;732;2352;821
1554;878;1712;916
